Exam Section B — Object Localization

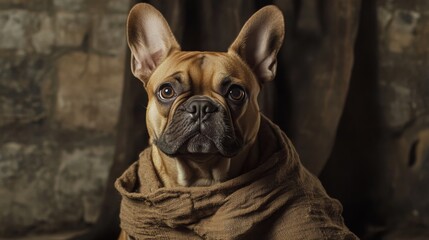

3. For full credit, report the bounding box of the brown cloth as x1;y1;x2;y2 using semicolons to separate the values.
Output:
115;116;359;239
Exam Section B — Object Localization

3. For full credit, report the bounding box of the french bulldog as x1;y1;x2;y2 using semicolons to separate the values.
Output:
127;3;283;187
116;3;357;239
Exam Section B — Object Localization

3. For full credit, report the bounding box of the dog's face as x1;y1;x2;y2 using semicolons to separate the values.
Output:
147;51;260;158
127;4;284;159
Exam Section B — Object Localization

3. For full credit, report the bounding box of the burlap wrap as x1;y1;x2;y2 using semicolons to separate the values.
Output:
115;116;358;239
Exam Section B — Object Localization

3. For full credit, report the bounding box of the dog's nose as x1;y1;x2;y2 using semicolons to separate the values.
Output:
185;98;218;119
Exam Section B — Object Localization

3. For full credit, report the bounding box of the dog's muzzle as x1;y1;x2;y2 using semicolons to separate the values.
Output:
155;96;242;157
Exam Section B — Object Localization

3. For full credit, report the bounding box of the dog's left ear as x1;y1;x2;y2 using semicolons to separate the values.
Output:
229;5;285;83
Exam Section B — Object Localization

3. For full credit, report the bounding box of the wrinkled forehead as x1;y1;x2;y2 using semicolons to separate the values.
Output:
147;51;257;91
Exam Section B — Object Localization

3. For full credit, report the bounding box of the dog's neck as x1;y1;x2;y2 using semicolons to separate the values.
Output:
151;138;262;187
151;147;228;187
151;145;254;187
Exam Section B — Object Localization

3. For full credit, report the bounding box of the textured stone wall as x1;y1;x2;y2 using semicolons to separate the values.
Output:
0;0;129;236
320;0;429;237
375;0;429;232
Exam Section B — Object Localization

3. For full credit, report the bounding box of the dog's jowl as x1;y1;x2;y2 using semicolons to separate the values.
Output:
115;3;358;240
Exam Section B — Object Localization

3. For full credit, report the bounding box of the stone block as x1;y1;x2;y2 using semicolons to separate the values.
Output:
54;51;124;131
0;10;54;54
31;13;55;54
0;137;115;235
92;13;127;55
53;0;87;12
0;142;22;179
54;146;114;224
0;0;50;11
0;56;47;127
377;7;392;30
0;74;120;232
0;141;56;235
0;99;34;127
387;10;420;53
82;194;103;223
54;11;90;47
0;10;31;50
107;0;131;13
415;14;429;54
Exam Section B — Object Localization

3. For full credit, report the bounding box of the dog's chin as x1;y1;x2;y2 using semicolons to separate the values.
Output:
179;134;219;155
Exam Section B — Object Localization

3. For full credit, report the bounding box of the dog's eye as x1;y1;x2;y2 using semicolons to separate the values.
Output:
159;84;175;100
228;85;246;101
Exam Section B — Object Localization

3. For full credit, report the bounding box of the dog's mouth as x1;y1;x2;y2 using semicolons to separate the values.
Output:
155;123;242;157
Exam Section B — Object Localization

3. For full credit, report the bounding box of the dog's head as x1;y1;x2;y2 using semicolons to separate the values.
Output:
127;4;284;159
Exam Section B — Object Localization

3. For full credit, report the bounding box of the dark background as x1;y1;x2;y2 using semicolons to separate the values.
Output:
1;0;428;239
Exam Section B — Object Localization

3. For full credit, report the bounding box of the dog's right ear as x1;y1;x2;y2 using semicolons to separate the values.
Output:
127;3;180;85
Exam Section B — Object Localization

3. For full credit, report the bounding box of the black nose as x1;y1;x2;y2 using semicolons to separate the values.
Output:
185;97;218;119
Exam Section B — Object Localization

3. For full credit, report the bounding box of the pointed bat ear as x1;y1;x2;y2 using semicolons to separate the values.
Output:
228;5;285;83
127;3;181;85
